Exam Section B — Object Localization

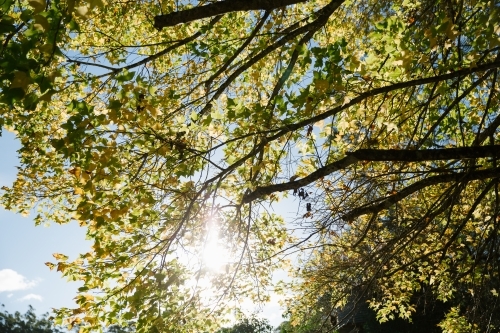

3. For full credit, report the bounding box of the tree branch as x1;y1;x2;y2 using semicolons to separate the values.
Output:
347;145;500;162
417;69;494;148
154;0;309;29
267;59;500;142
93;15;222;79
475;113;500;145
241;145;500;203
197;0;344;116
343;168;500;221
203;11;270;91
203;60;500;189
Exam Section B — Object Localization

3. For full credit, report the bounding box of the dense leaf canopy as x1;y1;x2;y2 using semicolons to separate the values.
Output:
0;304;135;333
2;0;500;332
218;316;272;333
0;305;64;333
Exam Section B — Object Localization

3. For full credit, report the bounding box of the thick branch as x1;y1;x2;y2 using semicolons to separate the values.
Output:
475;112;500;145
241;145;500;203
347;145;500;162
242;155;358;203
205;59;500;179
343;168;500;221
154;0;308;29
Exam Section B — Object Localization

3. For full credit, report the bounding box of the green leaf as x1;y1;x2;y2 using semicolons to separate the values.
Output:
1;0;13;12
116;70;135;82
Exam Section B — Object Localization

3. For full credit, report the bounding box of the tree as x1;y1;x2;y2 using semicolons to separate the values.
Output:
0;0;67;132
218;316;272;333
276;293;338;333
0;304;64;333
1;0;500;332
0;304;135;333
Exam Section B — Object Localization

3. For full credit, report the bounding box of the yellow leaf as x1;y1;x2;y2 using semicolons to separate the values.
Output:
45;262;56;270
75;6;89;18
314;79;329;93
33;23;44;31
445;23;458;40
251;70;260;81
211;110;223;120
251;164;261;174
53;253;69;261
39;43;53;56
57;262;67;272
349;55;360;71
34;14;50;31
190;111;198;121
305;96;313;115
28;0;46;14
110;210;121;219
158;145;169;156
69;167;81;179
74;187;84;195
10;71;31;90
152;123;162;131
424;29;437;49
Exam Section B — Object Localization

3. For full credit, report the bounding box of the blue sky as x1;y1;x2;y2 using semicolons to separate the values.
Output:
0;130;90;316
0;129;287;327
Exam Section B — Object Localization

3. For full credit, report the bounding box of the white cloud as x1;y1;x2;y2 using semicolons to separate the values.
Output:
18;293;43;302
0;269;39;292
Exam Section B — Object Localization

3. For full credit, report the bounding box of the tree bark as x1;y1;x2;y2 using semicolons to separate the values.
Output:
154;0;309;29
241;145;500;203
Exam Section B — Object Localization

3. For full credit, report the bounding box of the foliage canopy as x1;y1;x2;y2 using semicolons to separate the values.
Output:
2;0;500;332
0;305;64;333
0;304;135;333
218;316;273;333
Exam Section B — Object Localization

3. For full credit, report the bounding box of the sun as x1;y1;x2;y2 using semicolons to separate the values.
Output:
202;225;228;272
